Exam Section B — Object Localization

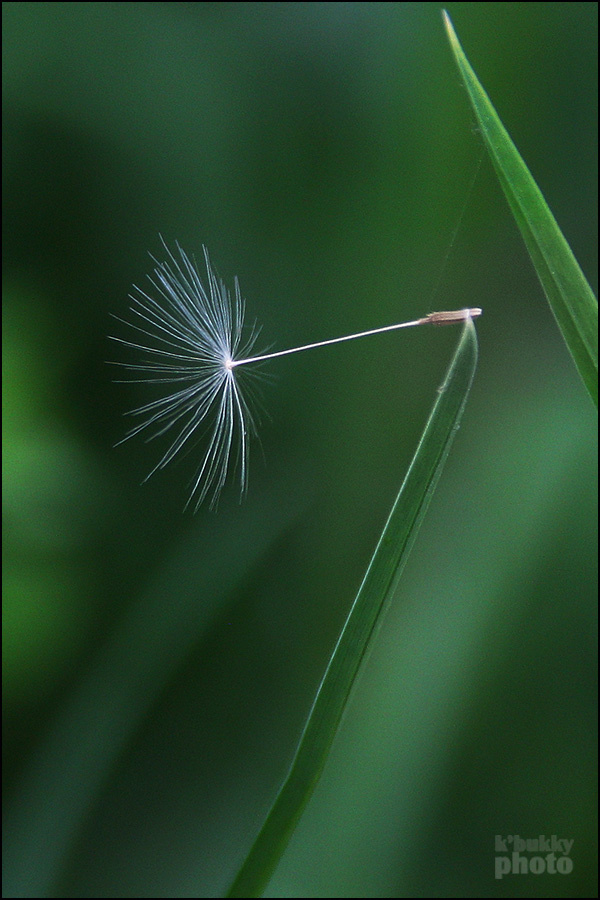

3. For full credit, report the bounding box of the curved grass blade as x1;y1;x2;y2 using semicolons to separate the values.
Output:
227;318;479;897
443;10;597;406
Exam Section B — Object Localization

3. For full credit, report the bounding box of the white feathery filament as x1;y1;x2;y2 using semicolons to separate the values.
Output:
111;242;481;509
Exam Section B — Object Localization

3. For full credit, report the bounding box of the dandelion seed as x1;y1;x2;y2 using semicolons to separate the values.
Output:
110;241;264;510
111;242;481;509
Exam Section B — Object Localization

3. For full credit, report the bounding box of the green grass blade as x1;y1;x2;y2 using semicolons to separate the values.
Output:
227;319;479;897
443;10;598;406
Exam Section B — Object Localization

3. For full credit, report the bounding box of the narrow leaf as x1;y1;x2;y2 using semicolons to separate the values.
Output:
228;319;479;897
442;10;597;405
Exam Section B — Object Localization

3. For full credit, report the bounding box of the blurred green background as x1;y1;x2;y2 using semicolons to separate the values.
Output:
3;3;597;897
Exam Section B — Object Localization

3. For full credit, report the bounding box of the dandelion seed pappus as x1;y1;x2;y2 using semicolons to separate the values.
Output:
110;241;264;510
110;241;481;510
